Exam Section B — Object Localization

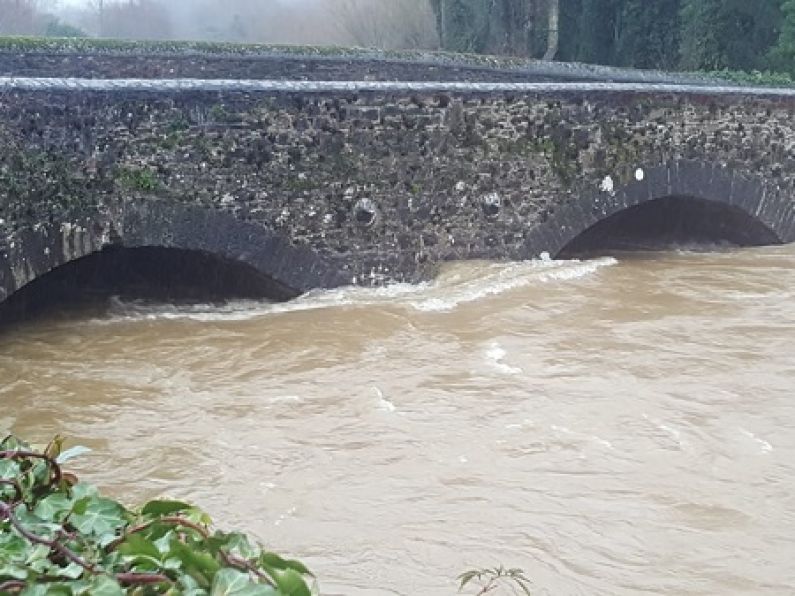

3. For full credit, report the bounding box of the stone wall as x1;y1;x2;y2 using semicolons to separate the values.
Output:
2;78;795;302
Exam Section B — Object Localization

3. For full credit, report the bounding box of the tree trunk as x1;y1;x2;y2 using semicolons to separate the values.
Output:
543;0;559;60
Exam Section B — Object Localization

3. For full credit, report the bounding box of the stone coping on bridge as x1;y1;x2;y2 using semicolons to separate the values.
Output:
1;77;795;98
0;37;727;85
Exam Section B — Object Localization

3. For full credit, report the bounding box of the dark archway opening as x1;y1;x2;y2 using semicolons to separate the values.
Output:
558;196;781;258
0;246;298;327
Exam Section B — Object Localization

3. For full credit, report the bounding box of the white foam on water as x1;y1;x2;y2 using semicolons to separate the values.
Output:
484;341;523;375
373;386;396;413
407;256;617;313
269;395;304;404
92;256;617;324
739;428;773;454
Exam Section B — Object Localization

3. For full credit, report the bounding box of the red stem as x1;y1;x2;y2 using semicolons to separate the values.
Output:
0;502;94;573
0;580;25;593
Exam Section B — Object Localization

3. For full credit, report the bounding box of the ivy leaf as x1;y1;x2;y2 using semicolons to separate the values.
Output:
208;533;256;560
169;537;221;581
20;585;54;596
57;561;86;580
13;507;62;540
116;534;162;561
0;531;28;559
259;553;312;577
0;459;21;481
81;575;125;596
34;493;74;523
272;569;311;596
55;446;92;464
70;497;127;537
0;561;28;580
141;499;193;517
69;482;99;501
210;569;276;596
179;572;210;596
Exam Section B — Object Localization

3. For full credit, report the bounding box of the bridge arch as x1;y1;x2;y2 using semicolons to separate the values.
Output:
524;160;795;258
0;201;347;317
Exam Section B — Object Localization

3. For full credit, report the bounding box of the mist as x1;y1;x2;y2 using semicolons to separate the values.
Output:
0;0;439;50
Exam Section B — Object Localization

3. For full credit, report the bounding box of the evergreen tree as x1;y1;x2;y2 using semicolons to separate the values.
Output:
771;0;795;73
615;0;681;69
679;0;781;71
556;0;583;61
574;0;619;65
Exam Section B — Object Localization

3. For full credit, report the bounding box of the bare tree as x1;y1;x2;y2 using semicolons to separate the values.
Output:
0;0;39;35
331;0;439;50
100;0;173;40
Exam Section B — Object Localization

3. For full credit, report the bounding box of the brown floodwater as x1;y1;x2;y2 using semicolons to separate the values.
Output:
2;246;795;595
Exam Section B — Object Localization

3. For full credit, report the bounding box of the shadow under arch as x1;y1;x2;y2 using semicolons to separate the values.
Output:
0;201;348;321
523;160;795;258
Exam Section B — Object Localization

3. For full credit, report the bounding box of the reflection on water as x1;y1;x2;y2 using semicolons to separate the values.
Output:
3;247;795;595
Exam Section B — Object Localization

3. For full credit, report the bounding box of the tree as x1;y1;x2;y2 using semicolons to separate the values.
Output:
572;0;619;64
100;0;173;41
614;0;681;69
44;18;87;37
543;0;559;60
331;0;439;50
770;0;795;74
679;0;781;71
0;0;39;35
432;0;538;56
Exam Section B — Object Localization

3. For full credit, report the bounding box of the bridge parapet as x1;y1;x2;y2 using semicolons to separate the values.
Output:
1;74;794;305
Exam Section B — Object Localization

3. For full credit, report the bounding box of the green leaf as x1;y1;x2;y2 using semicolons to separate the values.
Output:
34;493;74;522
81;575;124;596
20;586;54;596
116;534;162;561
69;497;127;537
210;569;276;596
259;553;312;577
57;562;86;580
210;533;256;560
272;569;311;596
69;482;99;501
0;459;21;481
178;573;210;596
0;561;28;580
141;500;193;517
0;531;29;559
169;538;221;577
13;507;62;540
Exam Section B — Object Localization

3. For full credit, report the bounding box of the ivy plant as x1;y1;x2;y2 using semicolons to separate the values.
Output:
0;435;314;595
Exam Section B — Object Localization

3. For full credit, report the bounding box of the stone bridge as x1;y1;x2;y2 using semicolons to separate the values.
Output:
1;42;795;312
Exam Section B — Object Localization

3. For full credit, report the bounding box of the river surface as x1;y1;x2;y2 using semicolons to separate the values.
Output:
2;246;795;595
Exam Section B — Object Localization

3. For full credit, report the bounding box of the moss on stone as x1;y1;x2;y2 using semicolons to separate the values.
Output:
117;167;159;192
